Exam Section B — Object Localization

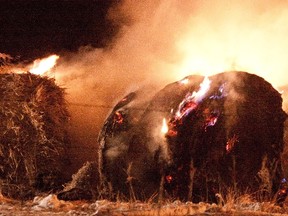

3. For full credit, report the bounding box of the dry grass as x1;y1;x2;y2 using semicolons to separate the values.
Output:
0;194;287;216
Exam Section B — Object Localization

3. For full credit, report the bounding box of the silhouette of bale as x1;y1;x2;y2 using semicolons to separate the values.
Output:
0;72;70;199
99;71;286;202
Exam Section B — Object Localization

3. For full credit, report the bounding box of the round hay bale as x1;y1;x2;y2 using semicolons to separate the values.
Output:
99;71;287;202
0;72;70;199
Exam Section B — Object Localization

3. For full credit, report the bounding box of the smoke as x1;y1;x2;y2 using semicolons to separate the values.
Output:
56;0;288;106
51;0;288;165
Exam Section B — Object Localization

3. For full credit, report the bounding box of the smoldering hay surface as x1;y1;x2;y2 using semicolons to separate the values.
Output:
99;71;286;202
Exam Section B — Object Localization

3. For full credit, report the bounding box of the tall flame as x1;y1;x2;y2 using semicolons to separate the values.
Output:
193;76;211;103
161;118;169;134
29;55;59;76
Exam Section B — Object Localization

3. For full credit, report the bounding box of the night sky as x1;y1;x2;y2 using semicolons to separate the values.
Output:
0;0;118;61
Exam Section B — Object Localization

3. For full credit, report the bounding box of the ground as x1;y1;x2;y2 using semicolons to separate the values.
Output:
1;194;288;216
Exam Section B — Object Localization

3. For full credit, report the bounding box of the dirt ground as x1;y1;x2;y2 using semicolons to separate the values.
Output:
1;194;288;216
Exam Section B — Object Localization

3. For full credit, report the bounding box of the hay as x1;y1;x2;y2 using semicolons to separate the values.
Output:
99;71;286;202
57;161;98;201
0;72;70;199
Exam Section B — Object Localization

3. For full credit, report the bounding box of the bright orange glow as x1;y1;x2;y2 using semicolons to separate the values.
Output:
29;55;59;76
161;118;168;134
167;1;288;88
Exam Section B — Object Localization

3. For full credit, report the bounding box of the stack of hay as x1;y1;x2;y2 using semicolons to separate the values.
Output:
0;72;70;199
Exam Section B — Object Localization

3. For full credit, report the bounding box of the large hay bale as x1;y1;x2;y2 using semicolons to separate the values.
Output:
99;71;286;202
0;72;70;199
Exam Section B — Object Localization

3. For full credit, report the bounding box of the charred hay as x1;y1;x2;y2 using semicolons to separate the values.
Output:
0;72;70;199
98;71;287;202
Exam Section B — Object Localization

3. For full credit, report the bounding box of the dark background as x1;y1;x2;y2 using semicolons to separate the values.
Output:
0;0;119;61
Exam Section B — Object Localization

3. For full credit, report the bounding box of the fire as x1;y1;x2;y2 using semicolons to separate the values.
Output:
29;55;59;76
193;76;211;102
226;135;238;153
179;77;189;85
176;76;211;119
114;111;124;124
161;118;168;134
203;108;220;131
164;76;214;138
165;175;173;183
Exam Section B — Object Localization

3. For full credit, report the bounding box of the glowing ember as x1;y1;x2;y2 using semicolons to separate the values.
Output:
161;118;169;134
203;109;220;131
226;135;238;153
167;124;178;137
29;55;59;76
114;111;124;124
165;175;173;183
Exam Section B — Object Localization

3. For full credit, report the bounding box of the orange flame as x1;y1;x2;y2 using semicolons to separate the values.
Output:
161;118;168;134
29;55;59;76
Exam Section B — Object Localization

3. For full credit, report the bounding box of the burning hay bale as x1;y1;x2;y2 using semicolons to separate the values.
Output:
99;71;287;202
0;72;70;199
57;89;157;201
